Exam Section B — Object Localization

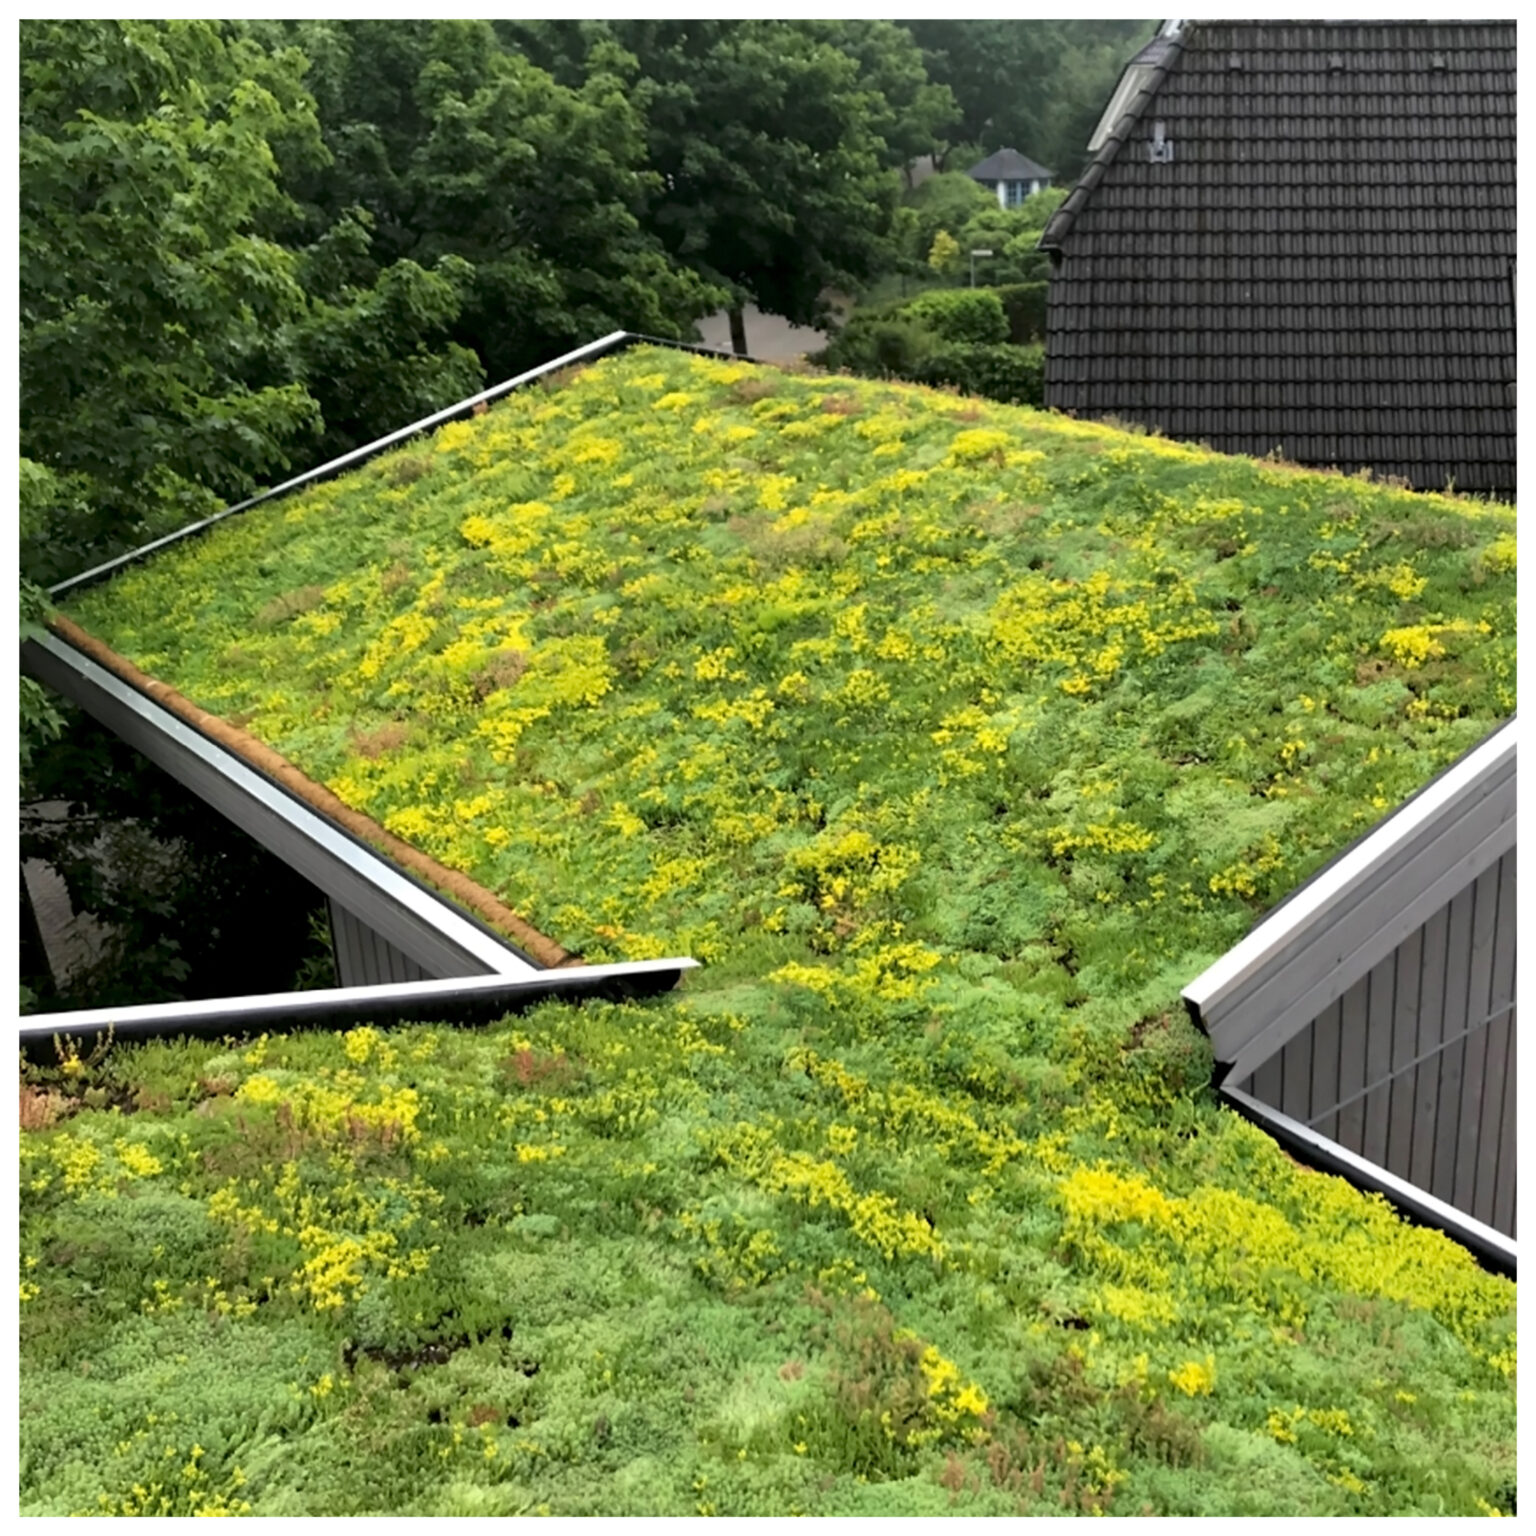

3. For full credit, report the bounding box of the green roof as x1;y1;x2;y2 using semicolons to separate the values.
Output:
38;345;1516;1514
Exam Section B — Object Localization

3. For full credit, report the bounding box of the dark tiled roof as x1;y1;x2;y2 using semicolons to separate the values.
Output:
967;147;1054;182
1040;21;1515;497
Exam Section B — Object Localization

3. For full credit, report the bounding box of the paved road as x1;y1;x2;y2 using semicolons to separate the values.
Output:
695;304;830;362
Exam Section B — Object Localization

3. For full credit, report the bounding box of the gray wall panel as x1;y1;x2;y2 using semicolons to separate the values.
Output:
330;899;430;989
332;902;361;988
1239;847;1517;1242
1409;900;1451;1193
1361;952;1396;1166
1337;969;1369;1154
1281;1027;1313;1121
1492;1023;1516;1238
1453;862;1501;1214
1309;997;1341;1137
1249;1051;1283;1111
1385;925;1423;1173
1200;738;1514;1070
1429;882;1475;1206
1216;794;1514;1079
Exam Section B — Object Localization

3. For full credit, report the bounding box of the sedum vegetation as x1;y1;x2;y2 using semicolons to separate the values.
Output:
28;347;1517;1515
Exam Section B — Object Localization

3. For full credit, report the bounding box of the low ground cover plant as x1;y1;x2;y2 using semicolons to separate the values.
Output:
26;346;1516;1515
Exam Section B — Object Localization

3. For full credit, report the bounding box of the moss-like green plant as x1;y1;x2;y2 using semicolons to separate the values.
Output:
26;348;1515;1515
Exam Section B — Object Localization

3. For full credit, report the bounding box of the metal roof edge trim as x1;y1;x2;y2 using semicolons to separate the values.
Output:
23;627;544;978
47;329;769;602
1220;1084;1516;1275
20;959;700;1053
1183;718;1517;1021
1038;21;1189;254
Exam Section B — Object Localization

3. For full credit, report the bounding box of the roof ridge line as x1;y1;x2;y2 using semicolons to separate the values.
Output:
1038;23;1189;254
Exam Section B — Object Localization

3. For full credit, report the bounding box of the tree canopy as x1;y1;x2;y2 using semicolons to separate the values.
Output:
20;20;323;581
505;20;919;338
18;17;1146;1009
901;20;1156;182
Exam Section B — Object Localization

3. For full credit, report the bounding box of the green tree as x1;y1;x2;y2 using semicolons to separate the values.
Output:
506;20;903;353
927;229;961;277
902;20;1155;183
19;21;355;1013
20;20;325;583
827;19;959;173
266;20;722;384
905;172;996;268
281;209;485;464
955;187;1069;285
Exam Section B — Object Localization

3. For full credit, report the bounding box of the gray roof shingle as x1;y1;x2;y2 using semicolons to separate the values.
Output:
967;147;1054;182
1039;20;1515;497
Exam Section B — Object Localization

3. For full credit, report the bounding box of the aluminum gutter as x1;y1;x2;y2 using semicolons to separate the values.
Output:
1221;1084;1516;1276
23;628;542;979
1184;719;1516;1083
48;331;767;602
20;959;699;1054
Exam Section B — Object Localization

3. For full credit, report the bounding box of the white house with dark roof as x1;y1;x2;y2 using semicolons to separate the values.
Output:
966;147;1053;208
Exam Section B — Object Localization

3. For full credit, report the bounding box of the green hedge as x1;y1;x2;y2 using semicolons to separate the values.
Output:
813;287;1046;409
898;288;1008;346
990;282;1050;344
913;341;1044;408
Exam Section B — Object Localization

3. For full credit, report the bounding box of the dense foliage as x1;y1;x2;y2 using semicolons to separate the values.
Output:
902;20;1157;183
816;288;1046;408
18;16;966;1005
30;348;1516;1513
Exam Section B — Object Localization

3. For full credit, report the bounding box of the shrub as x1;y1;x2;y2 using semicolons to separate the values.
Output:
901;289;1009;347
914;342;1045;408
989;283;1051;344
815;315;937;379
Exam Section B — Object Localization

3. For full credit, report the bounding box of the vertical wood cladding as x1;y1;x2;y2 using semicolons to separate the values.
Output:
329;898;431;988
1042;21;1515;497
1235;848;1516;1238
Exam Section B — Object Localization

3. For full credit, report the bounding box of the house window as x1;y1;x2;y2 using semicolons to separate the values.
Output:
1005;180;1027;208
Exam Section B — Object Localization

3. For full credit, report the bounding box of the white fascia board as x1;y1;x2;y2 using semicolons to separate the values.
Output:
20;959;699;1046
1184;719;1518;1019
1221;1085;1516;1273
1087;67;1148;152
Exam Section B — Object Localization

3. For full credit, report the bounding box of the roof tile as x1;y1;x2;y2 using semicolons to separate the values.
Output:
1042;19;1515;495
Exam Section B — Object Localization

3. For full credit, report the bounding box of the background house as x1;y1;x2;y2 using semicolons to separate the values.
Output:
966;147;1054;208
1038;20;1516;499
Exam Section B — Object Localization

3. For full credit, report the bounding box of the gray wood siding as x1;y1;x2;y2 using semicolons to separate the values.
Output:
330;898;431;988
1195;724;1515;1081
1233;849;1516;1239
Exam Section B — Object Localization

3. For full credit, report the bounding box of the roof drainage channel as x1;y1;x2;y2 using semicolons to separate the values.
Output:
20;960;699;1056
23;629;542;980
49;332;769;602
1220;1084;1516;1277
